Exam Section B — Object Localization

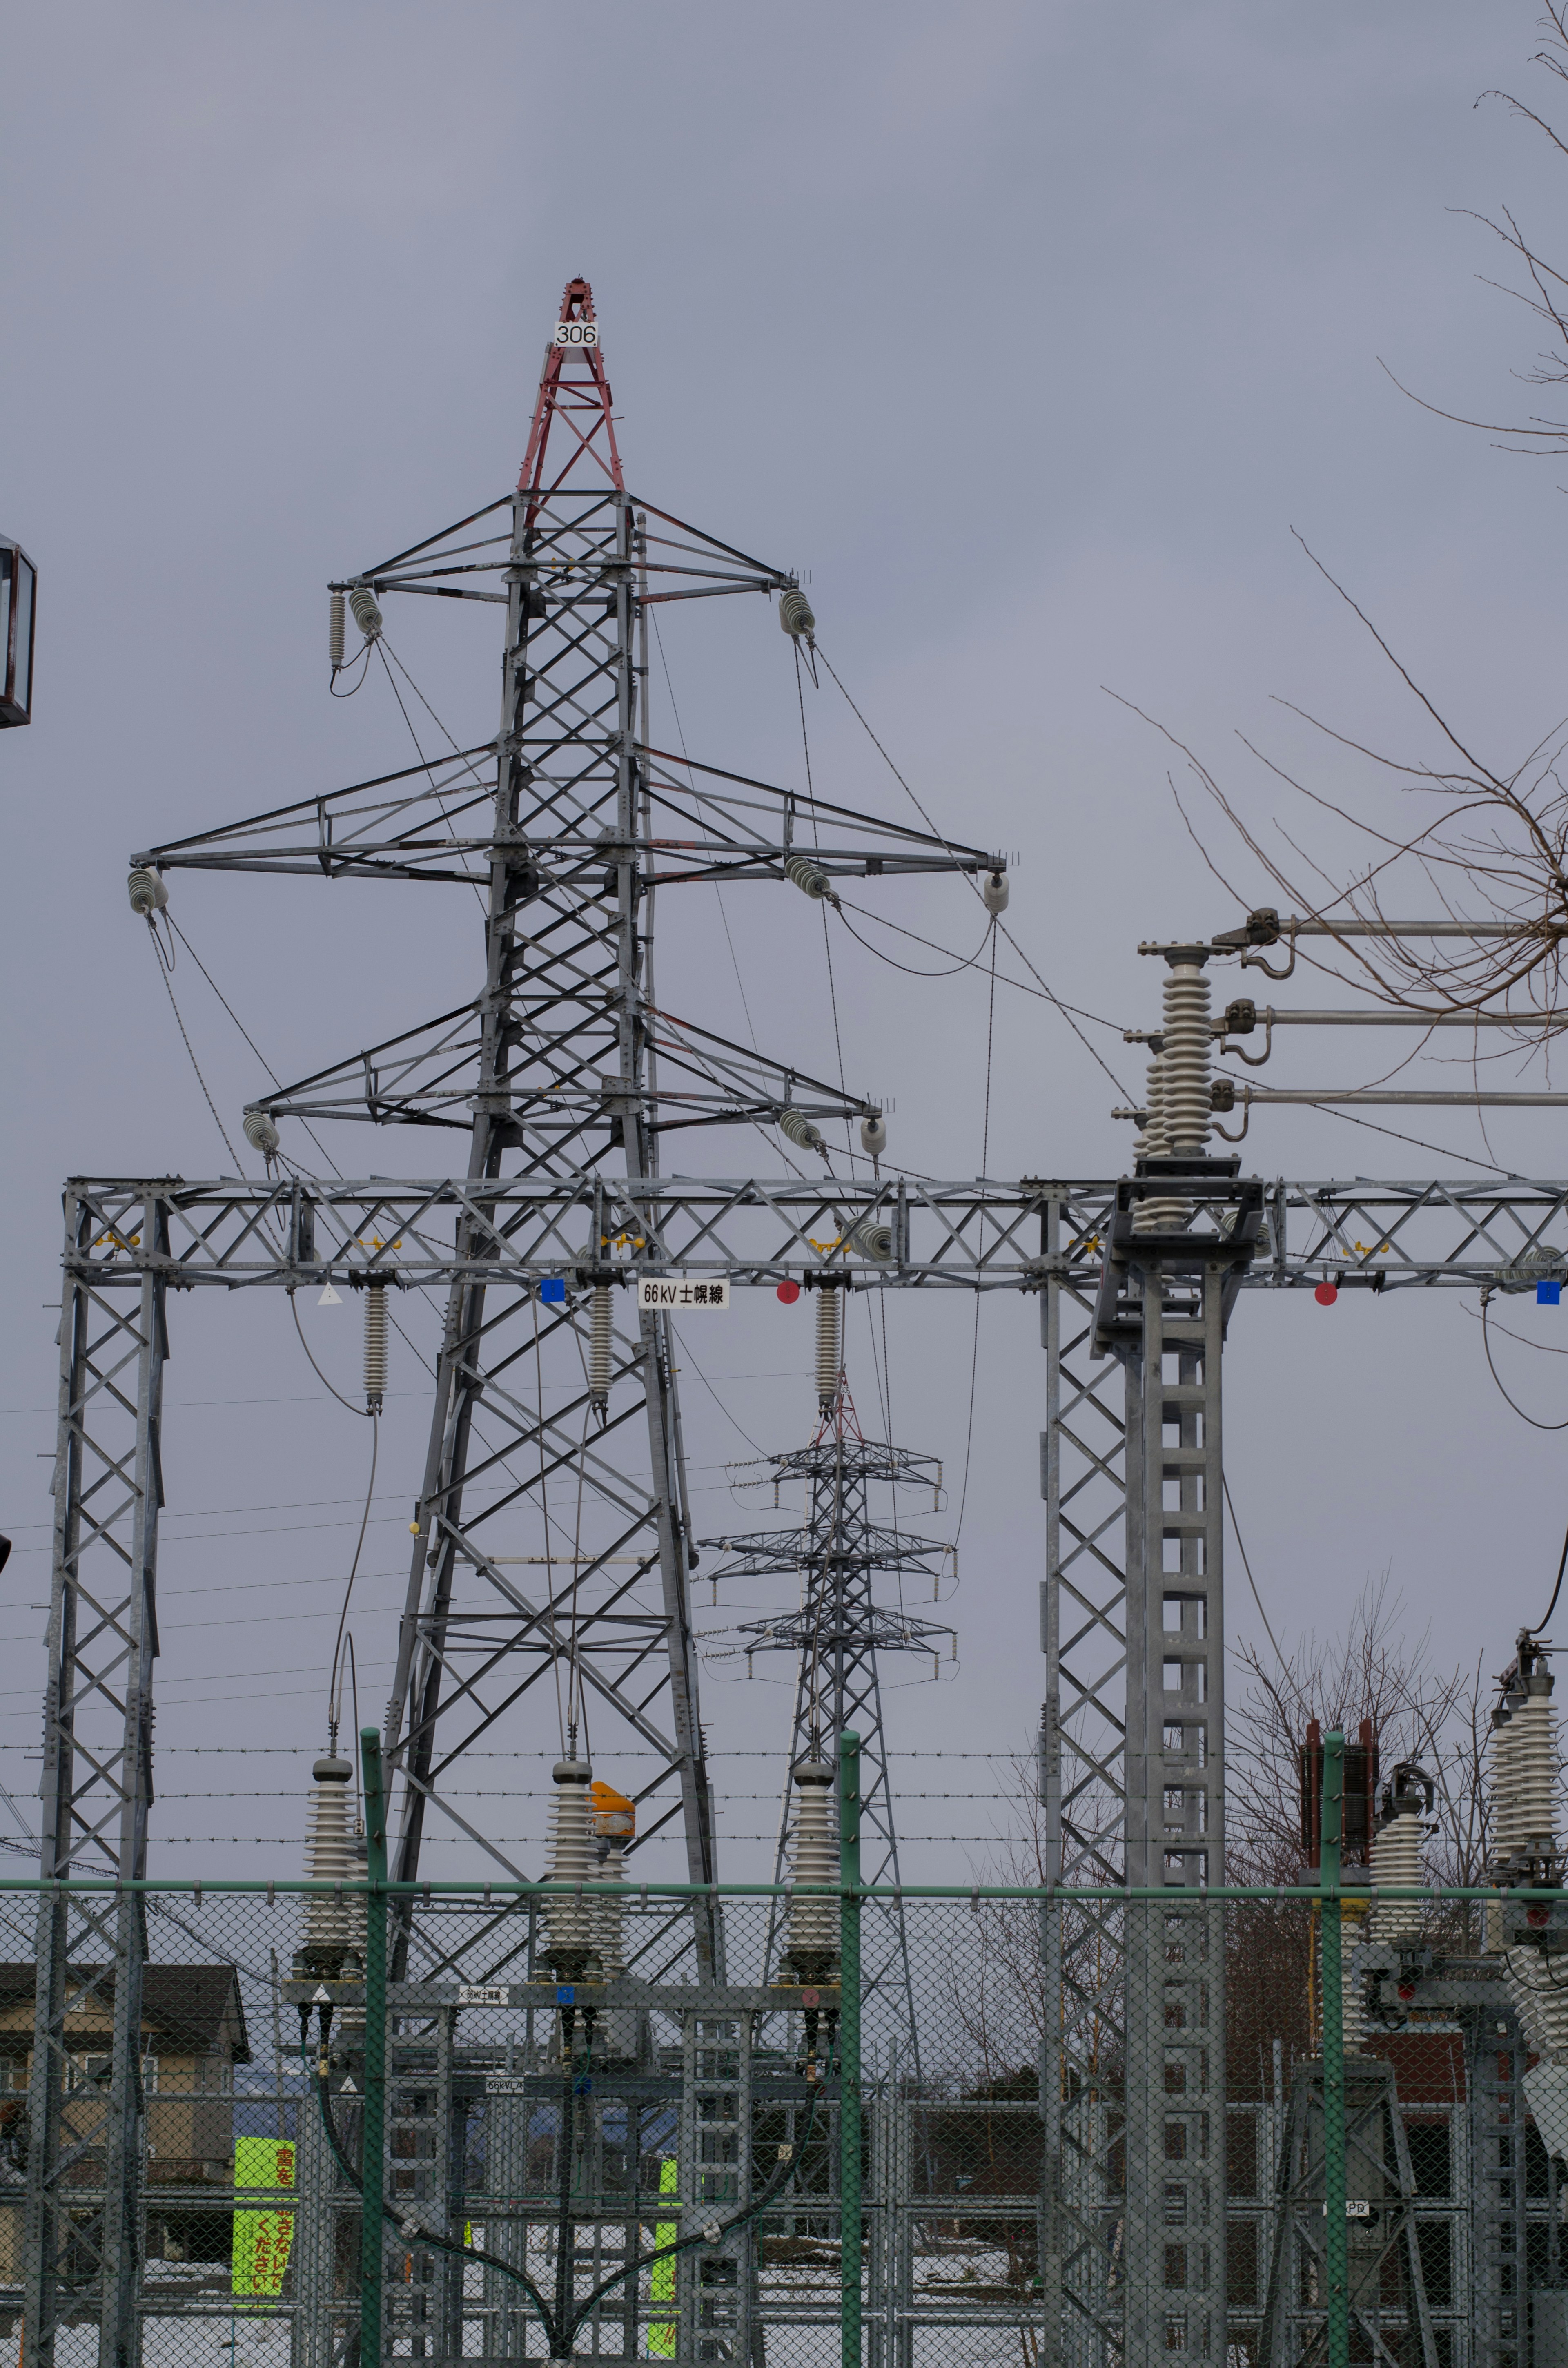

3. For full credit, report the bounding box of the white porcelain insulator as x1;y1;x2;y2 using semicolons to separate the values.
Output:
1508;1947;1568;2063
589;1284;613;1404
363;1282;388;1411
1491;1714;1522;1862
303;1757;365;1962
545;1763;597;1956
595;1841;626;1978
1512;1692;1558;1859
788;1772;840;1963
1134;1054;1187;1232
1368;1811;1424;1945
330;589;346;669
1161;964;1212;1155
815;1291;842;1410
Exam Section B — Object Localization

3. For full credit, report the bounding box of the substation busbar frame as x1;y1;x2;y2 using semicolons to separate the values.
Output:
31;1165;1568;2366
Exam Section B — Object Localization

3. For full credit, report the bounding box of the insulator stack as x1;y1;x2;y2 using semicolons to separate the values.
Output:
1490;1702;1521;1864
363;1282;388;1414
1133;1055;1183;1232
859;1111;887;1157
127;867;169;917
782;1759;840;1981
1508;1945;1568;2063
589;1284;613;1408
846;1215;894;1263
1368;1807;1424;1946
780;1107;825;1155
815;1290;842;1412
785;852;832;901
1161;962;1212;1154
1510;1672;1558;1860
298;1755;365;1978
594;1837;627;1979
348;584;383;641
778;587;816;641
243;1110;281;1163
982;869;1009;916
329;589;345;669
543;1757;597;1974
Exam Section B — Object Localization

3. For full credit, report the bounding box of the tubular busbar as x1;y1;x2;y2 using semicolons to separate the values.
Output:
1320;1729;1348;2368
839;1730;862;2368
360;1727;388;2368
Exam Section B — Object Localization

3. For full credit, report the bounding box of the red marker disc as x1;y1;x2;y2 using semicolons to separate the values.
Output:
776;1280;801;1304
1314;1281;1339;1307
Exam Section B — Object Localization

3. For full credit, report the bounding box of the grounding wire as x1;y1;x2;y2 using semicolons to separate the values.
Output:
1310;1101;1519;1175
374;637;490;915
1480;1295;1568;1430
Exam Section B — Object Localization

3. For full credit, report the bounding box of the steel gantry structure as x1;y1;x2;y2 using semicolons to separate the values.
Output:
24;278;1568;2368
29;1164;1568;2366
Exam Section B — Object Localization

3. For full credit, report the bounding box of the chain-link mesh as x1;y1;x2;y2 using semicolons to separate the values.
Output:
2;1884;1564;2368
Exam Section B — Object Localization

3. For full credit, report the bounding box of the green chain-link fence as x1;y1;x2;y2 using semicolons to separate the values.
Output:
5;1733;1566;2368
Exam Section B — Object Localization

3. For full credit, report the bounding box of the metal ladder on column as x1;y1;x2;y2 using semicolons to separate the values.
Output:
678;2014;756;2366
1470;2007;1529;2368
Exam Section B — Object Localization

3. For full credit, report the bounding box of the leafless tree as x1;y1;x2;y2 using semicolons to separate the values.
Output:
1122;10;1568;1059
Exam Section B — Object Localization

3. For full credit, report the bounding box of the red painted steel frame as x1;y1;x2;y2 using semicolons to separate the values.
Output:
517;275;624;501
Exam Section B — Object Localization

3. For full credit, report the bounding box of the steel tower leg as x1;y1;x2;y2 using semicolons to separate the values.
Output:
1045;1166;1259;2368
25;1188;167;2368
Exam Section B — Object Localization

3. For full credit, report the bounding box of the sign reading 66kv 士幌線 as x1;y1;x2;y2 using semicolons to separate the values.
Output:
636;1276;731;1311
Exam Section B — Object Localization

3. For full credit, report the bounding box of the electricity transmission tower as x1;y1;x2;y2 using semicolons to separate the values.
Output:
703;1290;952;2073
125;277;995;1950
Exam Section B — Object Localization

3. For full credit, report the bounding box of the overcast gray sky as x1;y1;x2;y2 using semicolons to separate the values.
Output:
4;2;1568;1884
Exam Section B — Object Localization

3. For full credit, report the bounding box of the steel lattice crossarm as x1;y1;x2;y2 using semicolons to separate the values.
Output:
58;1169;1568;1292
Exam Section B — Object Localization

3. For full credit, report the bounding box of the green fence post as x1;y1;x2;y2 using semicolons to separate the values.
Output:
1319;1728;1348;2368
360;1727;388;2368
839;1729;862;2368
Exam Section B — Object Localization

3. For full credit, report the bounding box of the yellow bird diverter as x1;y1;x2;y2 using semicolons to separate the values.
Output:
590;1779;636;1839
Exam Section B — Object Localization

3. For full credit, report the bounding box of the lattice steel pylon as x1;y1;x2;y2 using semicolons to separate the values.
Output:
1042;949;1265;2368
702;1286;951;2075
120;277;993;1947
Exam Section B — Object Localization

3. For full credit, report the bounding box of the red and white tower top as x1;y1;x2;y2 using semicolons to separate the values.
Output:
517;276;624;504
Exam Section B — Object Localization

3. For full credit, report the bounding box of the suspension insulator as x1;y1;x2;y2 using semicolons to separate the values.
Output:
128;867;168;917
846;1215;893;1263
782;1759;839;1981
243;1109;281;1162
860;1111;887;1157
590;1283;612;1405
1161;960;1212;1155
348;584;383;642
780;1107;825;1154
784;852;832;901
815;1289;842;1410
329;589;345;669
779;587;816;641
982;869;1009;916
363;1280;388;1413
1133;1048;1188;1233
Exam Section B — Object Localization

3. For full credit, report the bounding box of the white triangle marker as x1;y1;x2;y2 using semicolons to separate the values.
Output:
318;1282;343;1307
339;2077;359;2094
312;1985;332;2002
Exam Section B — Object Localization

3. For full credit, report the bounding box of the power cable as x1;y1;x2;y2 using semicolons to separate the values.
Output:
953;925;997;1545
1221;1472;1299;1697
652;607;760;1053
329;1415;379;1744
1536;1515;1568;1634
1480;1296;1568;1430
289;1292;371;1419
148;934;249;1173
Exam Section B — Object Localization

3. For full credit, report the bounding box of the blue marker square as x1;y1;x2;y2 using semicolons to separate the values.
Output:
555;1984;575;2005
538;1278;567;1304
1539;1280;1562;1307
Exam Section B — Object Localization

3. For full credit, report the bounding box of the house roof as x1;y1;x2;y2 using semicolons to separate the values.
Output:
0;1964;251;2063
